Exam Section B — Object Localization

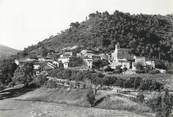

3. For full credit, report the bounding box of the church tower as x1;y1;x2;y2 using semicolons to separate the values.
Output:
112;43;120;63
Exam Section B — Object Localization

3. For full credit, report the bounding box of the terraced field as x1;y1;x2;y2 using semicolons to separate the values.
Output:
0;99;153;117
0;87;155;117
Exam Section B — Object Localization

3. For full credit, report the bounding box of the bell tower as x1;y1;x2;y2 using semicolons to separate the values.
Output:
114;43;120;62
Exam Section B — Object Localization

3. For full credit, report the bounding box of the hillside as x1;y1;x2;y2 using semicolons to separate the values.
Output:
23;11;173;62
0;44;19;60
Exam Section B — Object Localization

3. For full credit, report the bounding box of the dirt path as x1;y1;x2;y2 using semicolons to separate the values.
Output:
0;98;153;117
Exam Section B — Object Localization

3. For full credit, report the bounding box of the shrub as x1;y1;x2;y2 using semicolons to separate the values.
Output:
124;77;135;88
136;70;145;73
12;62;34;87
86;88;96;106
114;65;122;73
0;81;4;91
133;77;142;89
103;76;117;86
147;90;173;117
69;56;84;67
0;58;18;86
138;79;163;91
136;92;145;103
114;78;124;87
32;75;48;87
155;60;168;70
135;62;145;71
92;59;109;69
46;80;57;88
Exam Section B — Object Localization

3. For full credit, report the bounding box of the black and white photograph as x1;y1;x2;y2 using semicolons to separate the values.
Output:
0;0;173;117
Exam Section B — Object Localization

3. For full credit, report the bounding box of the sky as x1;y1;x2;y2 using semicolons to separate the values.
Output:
0;0;172;50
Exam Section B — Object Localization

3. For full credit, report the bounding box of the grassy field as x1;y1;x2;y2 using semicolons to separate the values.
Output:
0;85;155;117
0;73;172;117
15;87;153;115
0;99;153;117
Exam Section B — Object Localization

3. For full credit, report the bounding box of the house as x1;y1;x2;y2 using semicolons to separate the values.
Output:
57;50;74;69
63;52;73;57
146;61;155;68
78;49;94;58
33;64;41;75
83;56;93;69
131;56;146;70
47;62;57;69
62;45;78;51
38;58;46;62
111;44;134;69
52;61;59;67
134;56;146;66
58;57;69;69
99;53;110;61
33;64;40;70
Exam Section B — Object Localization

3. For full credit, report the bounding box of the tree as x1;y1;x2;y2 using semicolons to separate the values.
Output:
41;46;48;57
69;56;84;67
92;59;109;69
70;22;80;29
86;88;96;107
135;62;145;73
12;62;34;87
155;89;173;117
0;59;18;86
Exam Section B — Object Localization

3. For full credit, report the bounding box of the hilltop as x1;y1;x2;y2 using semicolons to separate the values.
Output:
0;44;19;60
22;11;173;62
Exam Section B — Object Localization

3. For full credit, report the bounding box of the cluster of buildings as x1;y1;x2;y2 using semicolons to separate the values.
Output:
111;44;155;71
15;44;158;75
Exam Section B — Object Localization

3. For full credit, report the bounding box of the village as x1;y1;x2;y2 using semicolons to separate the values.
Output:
12;43;167;98
14;43;165;76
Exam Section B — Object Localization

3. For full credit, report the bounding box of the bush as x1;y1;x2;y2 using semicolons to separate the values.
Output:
46;80;57;88
69;56;84;67
114;65;122;73
86;88;96;106
0;81;4;91
12;62;34;86
103;76;117;86
32;75;48;87
155;60;168;70
92;59;109;69
147;90;173;117
133;77;142;89
0;58;18;86
136;70;145;73
138;79;163;91
136;92;145;103
135;62;145;71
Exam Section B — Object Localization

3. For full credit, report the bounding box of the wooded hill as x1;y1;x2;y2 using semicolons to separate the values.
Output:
0;44;19;60
23;10;173;62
